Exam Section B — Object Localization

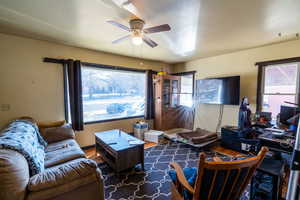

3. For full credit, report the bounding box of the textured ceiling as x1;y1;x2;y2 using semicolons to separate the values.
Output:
0;0;299;63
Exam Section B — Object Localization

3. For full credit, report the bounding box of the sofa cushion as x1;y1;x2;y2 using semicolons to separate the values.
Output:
0;149;30;200
45;139;85;168
28;158;99;191
27;159;103;200
40;124;75;144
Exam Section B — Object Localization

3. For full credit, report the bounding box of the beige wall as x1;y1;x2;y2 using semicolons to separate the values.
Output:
173;39;300;132
0;33;169;147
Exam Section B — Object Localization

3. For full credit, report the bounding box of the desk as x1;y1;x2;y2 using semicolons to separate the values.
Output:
250;157;285;200
258;131;295;154
221;126;295;154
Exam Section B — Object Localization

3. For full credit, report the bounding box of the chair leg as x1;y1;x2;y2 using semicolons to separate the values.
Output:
250;177;254;200
278;176;283;200
273;176;279;200
171;182;184;200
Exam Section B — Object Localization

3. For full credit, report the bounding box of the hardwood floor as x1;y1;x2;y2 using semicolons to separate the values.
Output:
84;142;241;164
144;141;157;149
211;145;244;157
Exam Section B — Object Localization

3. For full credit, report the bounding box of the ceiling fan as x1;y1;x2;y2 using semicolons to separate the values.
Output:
107;18;171;48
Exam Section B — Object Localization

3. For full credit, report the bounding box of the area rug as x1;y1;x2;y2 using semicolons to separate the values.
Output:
98;142;250;200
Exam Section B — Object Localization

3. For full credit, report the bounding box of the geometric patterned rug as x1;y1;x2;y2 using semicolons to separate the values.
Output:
98;142;249;200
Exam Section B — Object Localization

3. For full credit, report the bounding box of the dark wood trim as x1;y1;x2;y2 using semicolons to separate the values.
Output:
84;115;144;125
255;57;300;67
81;144;95;150
255;58;300;111
82;62;146;73
192;73;195;96
256;66;263;112
44;57;70;122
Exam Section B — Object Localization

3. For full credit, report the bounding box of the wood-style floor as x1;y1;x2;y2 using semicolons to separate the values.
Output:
84;142;240;163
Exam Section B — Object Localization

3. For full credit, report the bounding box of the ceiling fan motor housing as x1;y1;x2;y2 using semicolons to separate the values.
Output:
129;19;145;31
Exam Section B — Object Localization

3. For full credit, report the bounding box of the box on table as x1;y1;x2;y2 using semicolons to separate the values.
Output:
144;130;164;143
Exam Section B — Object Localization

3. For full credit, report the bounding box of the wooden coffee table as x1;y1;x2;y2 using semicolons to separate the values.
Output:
95;129;145;172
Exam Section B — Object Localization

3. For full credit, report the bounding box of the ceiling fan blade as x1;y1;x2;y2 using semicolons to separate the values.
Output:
112;35;131;44
143;24;171;34
142;35;158;48
107;20;130;32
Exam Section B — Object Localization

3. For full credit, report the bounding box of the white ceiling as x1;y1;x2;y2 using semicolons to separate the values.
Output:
0;0;300;63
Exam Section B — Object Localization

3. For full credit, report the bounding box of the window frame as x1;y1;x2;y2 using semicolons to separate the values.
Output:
172;71;196;107
256;59;300;113
81;62;146;124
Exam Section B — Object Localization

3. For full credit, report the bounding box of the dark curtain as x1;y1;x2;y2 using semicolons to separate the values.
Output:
145;70;155;120
62;63;70;122
256;66;263;112
66;59;84;131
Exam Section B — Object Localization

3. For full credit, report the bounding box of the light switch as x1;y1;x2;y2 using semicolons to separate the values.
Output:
1;104;10;111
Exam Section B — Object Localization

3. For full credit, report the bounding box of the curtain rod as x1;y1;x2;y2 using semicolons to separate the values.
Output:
82;62;147;73
255;56;300;67
43;57;67;64
43;57;162;73
172;71;196;75
43;58;148;72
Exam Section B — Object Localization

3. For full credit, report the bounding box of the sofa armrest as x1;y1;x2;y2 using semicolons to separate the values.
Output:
28;159;101;192
40;124;75;143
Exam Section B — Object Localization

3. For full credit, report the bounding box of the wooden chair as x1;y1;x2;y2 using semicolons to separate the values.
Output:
170;147;268;200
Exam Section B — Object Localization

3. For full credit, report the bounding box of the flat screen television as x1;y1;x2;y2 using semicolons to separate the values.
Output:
196;76;240;105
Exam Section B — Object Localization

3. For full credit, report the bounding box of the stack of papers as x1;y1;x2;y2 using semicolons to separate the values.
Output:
128;140;143;145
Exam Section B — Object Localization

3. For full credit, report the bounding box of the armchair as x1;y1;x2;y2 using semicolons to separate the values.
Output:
169;147;268;200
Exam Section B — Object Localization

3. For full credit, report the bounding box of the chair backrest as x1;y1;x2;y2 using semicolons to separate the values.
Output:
193;147;268;200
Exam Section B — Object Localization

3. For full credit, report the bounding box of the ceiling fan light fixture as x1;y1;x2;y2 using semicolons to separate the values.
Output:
107;19;170;48
132;35;143;45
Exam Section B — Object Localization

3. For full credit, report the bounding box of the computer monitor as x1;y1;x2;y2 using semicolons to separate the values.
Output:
280;105;299;125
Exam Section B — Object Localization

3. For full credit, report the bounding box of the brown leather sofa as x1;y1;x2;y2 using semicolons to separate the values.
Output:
0;121;104;200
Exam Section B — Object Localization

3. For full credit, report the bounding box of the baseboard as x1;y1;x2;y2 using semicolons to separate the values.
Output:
81;144;95;150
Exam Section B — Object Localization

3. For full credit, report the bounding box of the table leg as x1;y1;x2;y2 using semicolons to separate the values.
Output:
141;146;145;171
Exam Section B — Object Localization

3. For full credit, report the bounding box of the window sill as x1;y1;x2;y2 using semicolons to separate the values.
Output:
84;115;145;125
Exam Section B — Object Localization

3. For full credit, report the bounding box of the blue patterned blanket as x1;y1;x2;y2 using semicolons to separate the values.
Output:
0;120;47;176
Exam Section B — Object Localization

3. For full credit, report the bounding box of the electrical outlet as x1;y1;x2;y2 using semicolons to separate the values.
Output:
1;104;10;111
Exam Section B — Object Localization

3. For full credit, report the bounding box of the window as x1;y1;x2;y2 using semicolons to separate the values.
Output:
261;63;299;119
81;64;146;123
173;72;195;107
